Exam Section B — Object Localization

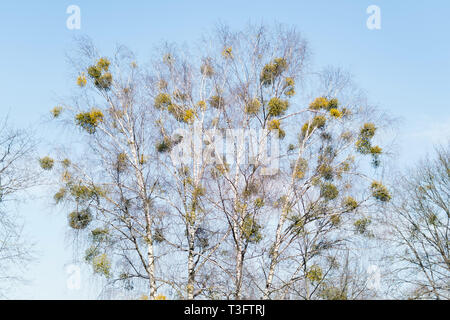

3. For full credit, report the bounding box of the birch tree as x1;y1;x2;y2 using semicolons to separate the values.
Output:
385;145;449;299
0;117;37;296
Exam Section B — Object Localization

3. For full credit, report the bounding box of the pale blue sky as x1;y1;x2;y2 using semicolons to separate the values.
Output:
0;1;448;299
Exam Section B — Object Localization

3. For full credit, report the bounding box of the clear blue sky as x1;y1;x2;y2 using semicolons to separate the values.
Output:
0;1;448;299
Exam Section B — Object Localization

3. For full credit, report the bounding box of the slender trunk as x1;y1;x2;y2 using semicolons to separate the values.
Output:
263;209;289;299
235;242;244;299
146;228;157;299
187;225;196;299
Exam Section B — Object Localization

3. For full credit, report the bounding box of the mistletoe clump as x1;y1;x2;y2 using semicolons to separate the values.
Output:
154;93;172;109
283;77;296;97
156;137;173;153
244;98;261;114
301;116;326;137
76;73;87;87
209;95;225;109
293;158;308;179
268;119;285;139
242;216;262;244
320;183;339;200
306;265;323;282
92;253;111;277
309;97;339;111
268;97;289;117
75;108;104;134
68;209;92;230
87;57;113;90
222;46;233;59
39;156;54;170
51;106;63;118
354;217;371;235
260;57;288;86
355;123;383;167
370;181;391;202
342;196;358;211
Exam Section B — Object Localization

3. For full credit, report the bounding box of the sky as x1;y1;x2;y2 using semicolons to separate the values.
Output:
0;0;448;299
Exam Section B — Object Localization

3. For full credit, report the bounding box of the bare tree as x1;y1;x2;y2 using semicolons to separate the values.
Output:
0;117;37;296
384;145;449;299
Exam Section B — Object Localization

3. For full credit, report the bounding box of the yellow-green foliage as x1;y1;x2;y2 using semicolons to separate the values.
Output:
156;137;172;153
84;246;98;262
242;216;262;243
328;98;339;110
343;196;358;211
268;119;280;130
51;106;63;118
193;185;206;199
370;145;382;154
354;217;371;234
309;97;329;110
87;57;112;90
301;116;326;136
306;265;323;282
268;97;289;117
68;209;92;229
320;183;339;200
183;109;196;124
293;158;308;179
222;46;233;59
309;97;339;111
289;215;305;235
62;158;71;168
318;164;334;181
330;214;341;226
268;119;285;139
197;100;207;111
260;58;288;86
54;188;66;203
69;184;104;202
75;108;104;134
370;181;391;202
39;156;54;170
320;286;347;300
139;154;148;165
209;95;225;109
329;108;342;118
116;153;128;172
91;228;109;242
254;198;264;209
95;72;113;90
245;98;261;114
96;58;110;71
77;73;87;87
92;253;111;277
155;294;167;300
154;93;172;109
167;103;185;121
283;77;296;97
356;123;377;154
